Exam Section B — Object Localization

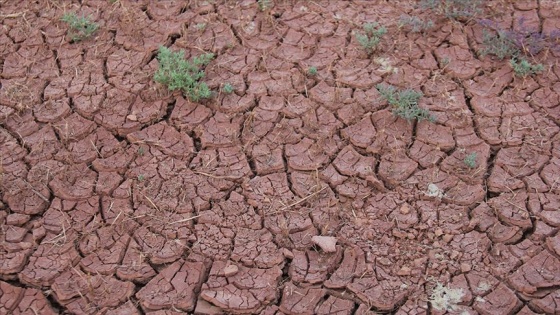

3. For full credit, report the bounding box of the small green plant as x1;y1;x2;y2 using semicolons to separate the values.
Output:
398;15;434;33
222;83;234;94
307;66;318;76
137;174;145;181
195;23;207;31
419;0;483;20
429;282;465;312
154;46;214;101
137;147;145;156
480;29;519;60
258;0;271;11
509;58;544;77
355;22;387;54
376;84;434;122
464;152;477;168
61;12;99;42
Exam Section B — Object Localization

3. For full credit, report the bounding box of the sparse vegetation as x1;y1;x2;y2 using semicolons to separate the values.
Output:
307;66;318;76
419;0;483;20
195;23;207;31
464;152;477;169
429;282;465;312
509;58;544;77
376;84;434;122
154;46;214;101
258;0;271;11
61;12;99;42
398;15;434;33
479;18;560;59
222;83;234;94
480;29;519;60
355;22;387;54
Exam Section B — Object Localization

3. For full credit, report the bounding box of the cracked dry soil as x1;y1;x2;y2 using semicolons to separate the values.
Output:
1;0;560;314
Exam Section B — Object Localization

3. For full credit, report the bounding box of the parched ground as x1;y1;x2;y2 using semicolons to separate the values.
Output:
1;0;560;314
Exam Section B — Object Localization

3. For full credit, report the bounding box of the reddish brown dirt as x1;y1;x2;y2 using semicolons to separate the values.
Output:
1;0;560;314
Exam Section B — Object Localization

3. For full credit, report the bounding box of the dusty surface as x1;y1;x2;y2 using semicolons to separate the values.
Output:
1;0;560;314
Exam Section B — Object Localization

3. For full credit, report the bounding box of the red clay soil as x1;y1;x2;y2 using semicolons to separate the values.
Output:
1;0;560;314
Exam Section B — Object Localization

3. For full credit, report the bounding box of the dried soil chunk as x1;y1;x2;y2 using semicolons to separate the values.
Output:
347;277;408;312
198;191;261;229
134;226;187;264
169;96;212;133
265;212;317;249
190;146;252;180
94;89;141;136
250;141;285;175
289;249;341;285
279;282;325;315
5;225;27;243
335;59;381;89
49;163;97;200
508;250;560;297
434;46;481;79
0;243;33;277
416;121;454;152
528;193;560;227
127;122;194;159
52;269;135;312
487;165;525;193
23;125;61;164
195;112;243;148
333;145;382;188
311;236;337;253
243;173;296;212
104;300;141;315
191;224;234;261
325;247;364;289
409;140;447;168
80;234;129;275
368;110;413;154
0;127;26;165
309;81;352;111
341;115;376;149
473;283;522;315
541;157;560;192
136;260;206;312
449;231;490;264
285;137;332;171
116;237;157;283
19;240;80;287
0;280;24;313
529;289;560;314
12;287;57;315
315;296;354;315
230;228;284;268
378;152;418;187
201;261;282;313
488;191;532;231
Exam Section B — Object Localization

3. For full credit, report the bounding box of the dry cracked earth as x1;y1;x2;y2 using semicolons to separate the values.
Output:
1;0;560;314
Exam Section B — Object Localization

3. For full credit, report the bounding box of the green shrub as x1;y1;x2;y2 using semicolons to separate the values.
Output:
355;22;387;54
61;12;98;42
222;83;234;94
419;0;483;20
376;84;434;122
307;66;318;76
154;46;214;101
464;152;477;168
480;29;519;60
398;15;434;33
509;58;544;77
